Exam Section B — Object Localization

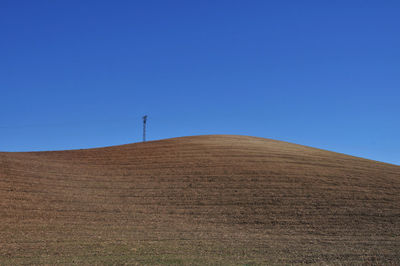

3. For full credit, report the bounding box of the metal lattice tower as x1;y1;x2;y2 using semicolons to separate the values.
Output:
142;115;148;142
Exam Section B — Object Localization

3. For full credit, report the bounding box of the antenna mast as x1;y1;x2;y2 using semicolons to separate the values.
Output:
142;115;148;142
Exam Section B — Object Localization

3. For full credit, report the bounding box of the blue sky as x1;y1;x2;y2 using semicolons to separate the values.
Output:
1;0;399;165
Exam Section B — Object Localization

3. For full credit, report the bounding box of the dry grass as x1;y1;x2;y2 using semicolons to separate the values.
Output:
0;135;399;265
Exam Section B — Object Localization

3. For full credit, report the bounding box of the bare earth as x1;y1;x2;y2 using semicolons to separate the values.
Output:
0;135;399;265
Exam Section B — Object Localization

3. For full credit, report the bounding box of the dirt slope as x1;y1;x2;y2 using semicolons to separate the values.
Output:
0;135;399;264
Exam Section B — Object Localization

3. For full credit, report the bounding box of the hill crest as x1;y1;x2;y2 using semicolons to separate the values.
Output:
0;134;399;264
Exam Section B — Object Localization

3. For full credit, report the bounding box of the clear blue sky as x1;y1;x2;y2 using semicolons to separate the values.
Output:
1;0;399;165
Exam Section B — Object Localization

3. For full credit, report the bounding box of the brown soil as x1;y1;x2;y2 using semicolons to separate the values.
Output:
0;135;399;265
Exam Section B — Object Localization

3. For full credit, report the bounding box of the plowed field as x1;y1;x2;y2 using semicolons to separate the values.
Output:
1;135;399;264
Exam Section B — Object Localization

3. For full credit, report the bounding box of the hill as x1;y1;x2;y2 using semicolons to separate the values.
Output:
0;135;399;264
